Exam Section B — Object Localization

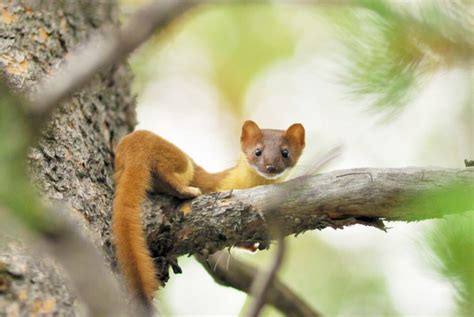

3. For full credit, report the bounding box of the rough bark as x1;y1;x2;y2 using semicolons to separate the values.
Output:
140;167;474;261
1;1;134;315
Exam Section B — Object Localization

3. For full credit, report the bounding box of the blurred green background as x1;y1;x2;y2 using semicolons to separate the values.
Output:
121;1;473;316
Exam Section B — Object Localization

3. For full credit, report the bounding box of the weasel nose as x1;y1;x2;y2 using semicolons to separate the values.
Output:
266;165;276;173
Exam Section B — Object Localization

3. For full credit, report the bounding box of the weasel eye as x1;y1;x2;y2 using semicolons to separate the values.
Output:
281;149;289;158
255;148;262;157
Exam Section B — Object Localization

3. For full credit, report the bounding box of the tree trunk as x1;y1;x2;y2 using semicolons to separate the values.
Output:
0;1;134;315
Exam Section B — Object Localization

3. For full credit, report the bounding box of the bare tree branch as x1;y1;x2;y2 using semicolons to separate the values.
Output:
145;166;472;313
197;251;321;317
148;167;474;258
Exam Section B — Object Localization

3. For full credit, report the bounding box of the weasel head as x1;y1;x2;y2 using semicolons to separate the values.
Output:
240;120;305;180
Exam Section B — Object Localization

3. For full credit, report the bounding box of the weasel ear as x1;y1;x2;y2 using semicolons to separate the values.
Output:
241;120;262;144
286;123;305;148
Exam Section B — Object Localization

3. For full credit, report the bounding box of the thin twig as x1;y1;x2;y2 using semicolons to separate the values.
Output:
197;251;321;317
246;236;286;317
306;145;343;176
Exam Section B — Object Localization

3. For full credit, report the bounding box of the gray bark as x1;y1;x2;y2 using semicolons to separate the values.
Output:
142;167;474;259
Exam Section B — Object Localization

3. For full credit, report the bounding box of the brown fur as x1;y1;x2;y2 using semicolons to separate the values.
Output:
112;121;305;305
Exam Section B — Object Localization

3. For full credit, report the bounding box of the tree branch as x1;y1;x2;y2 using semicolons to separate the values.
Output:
148;167;474;258
197;251;321;317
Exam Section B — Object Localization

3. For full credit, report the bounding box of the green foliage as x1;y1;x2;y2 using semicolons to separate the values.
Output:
425;211;474;316
400;182;474;221
0;83;55;233
412;183;474;315
330;0;473;111
188;4;296;114
131;3;298;116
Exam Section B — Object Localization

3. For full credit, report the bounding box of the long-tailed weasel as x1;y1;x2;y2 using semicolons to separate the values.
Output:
112;120;305;307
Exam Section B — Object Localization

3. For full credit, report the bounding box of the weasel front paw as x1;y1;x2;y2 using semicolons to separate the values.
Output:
186;186;202;198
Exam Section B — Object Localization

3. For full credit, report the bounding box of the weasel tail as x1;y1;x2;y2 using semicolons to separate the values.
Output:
112;151;158;308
